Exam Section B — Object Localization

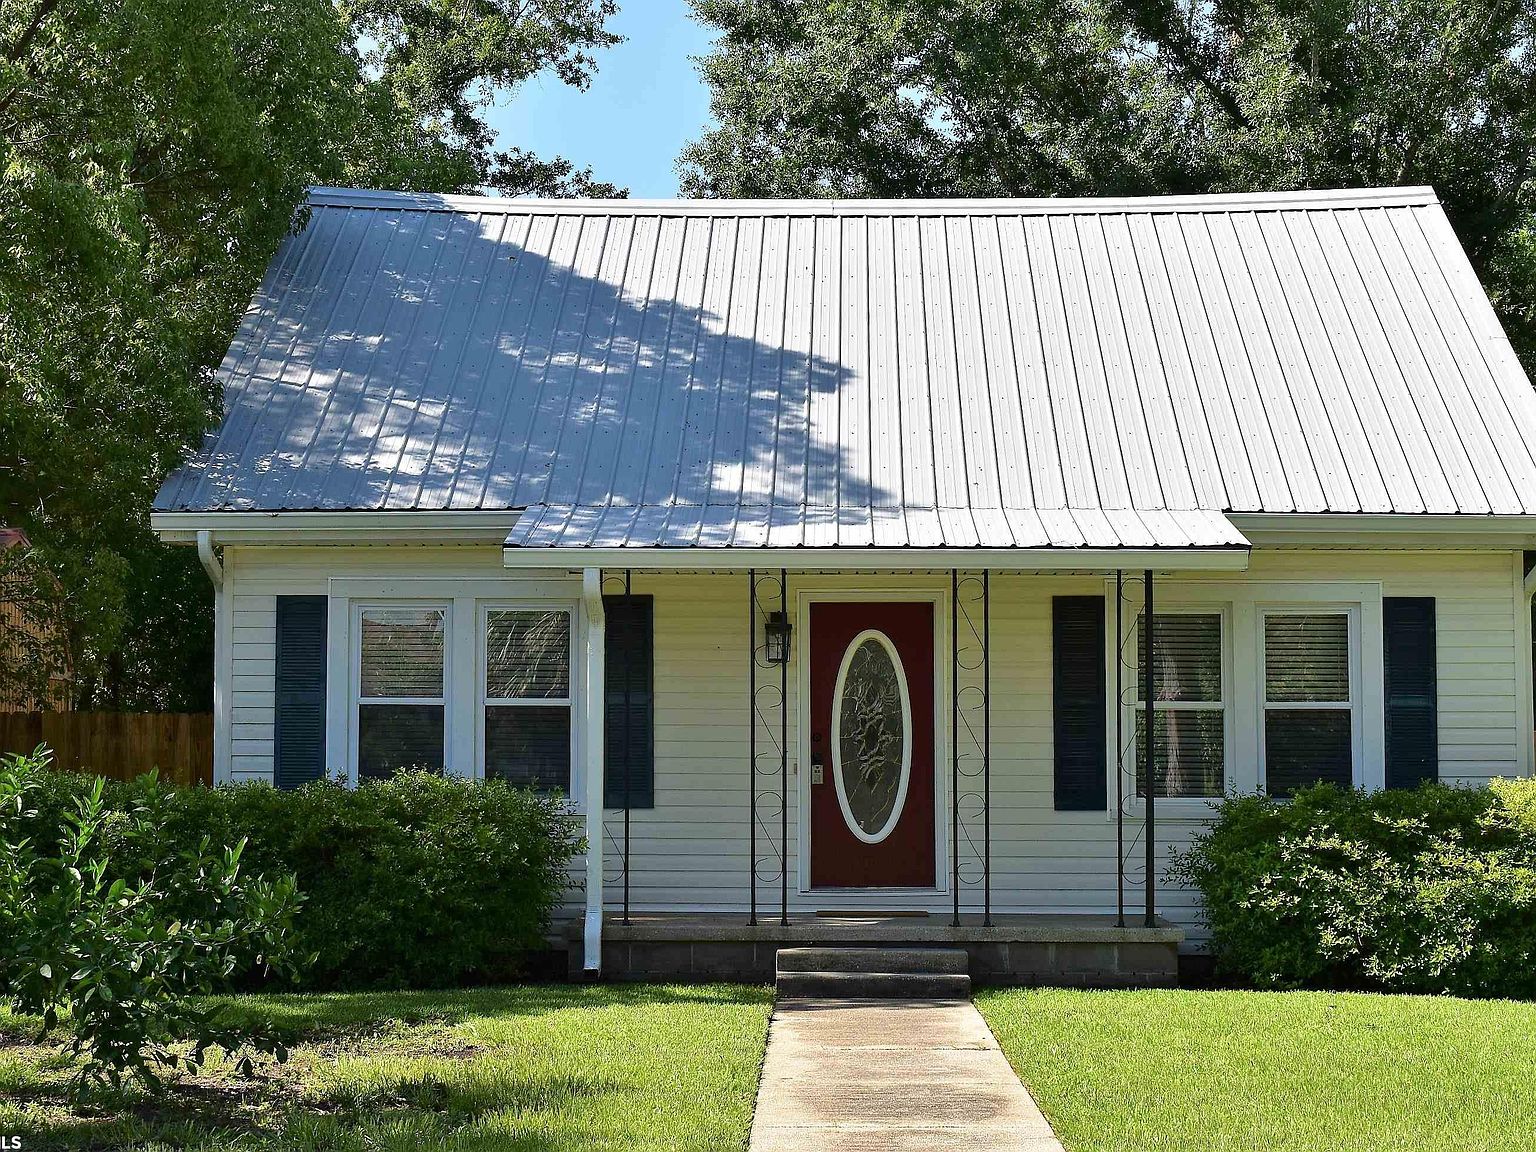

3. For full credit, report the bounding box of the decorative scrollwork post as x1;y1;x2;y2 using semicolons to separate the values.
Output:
747;569;789;925
951;570;991;926
1113;572;1159;924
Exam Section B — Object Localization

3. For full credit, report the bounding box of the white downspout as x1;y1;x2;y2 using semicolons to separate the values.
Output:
581;568;606;975
196;530;223;589
197;531;230;786
1523;560;1536;779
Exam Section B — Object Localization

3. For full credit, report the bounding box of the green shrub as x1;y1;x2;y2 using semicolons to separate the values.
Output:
1172;780;1536;997
0;749;304;1095
7;761;582;990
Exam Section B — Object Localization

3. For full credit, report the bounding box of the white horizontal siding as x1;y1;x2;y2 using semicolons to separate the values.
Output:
219;544;1529;938
1211;550;1523;785
223;544;563;780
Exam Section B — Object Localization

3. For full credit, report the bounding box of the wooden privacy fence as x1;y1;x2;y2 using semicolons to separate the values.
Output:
0;713;214;787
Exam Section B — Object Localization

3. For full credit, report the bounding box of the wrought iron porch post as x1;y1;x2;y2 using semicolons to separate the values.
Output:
1115;570;1125;928
622;569;632;925
779;568;789;927
748;568;757;926
580;569;606;973
1143;568;1156;928
983;570;992;927
951;569;960;927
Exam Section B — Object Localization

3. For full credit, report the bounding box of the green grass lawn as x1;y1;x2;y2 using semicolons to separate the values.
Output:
0;984;773;1152
977;987;1536;1152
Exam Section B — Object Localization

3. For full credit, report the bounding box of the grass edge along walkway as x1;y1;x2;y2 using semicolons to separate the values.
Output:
977;986;1536;1152
0;983;774;1152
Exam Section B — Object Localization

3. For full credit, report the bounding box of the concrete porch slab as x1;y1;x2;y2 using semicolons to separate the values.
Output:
571;912;1183;986
602;911;1184;945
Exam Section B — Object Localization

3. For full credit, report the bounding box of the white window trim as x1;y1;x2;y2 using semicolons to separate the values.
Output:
349;600;452;787
324;580;586;792
477;602;578;792
1257;604;1362;796
1104;580;1386;818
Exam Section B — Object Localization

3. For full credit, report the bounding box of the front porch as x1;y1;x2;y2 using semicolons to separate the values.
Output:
569;912;1183;987
577;565;1194;984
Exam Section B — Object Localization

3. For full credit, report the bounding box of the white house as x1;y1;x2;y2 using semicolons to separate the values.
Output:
153;185;1536;984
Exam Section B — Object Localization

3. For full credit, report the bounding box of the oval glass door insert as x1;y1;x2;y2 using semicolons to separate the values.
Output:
831;629;913;844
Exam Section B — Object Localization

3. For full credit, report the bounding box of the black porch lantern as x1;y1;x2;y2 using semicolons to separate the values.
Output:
764;610;792;664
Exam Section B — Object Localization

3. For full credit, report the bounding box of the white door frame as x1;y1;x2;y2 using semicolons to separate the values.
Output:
794;585;951;897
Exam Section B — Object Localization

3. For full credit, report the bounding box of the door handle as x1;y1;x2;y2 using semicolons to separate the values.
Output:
811;752;825;785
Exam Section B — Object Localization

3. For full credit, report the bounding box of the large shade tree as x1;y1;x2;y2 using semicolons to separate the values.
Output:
0;0;620;709
680;0;1536;368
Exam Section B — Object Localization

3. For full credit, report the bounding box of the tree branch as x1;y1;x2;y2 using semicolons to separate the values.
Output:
0;0;64;122
4;0;61;65
1119;0;1251;132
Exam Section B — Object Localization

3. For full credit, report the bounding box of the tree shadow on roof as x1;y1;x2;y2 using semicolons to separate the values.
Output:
164;205;899;522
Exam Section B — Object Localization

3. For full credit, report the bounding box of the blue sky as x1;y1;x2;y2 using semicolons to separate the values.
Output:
484;0;718;199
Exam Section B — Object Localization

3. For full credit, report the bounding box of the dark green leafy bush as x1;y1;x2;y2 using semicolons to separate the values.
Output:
0;749;303;1095
1172;780;1536;997
7;761;583;991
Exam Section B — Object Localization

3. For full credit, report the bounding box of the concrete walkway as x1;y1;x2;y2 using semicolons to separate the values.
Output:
748;997;1066;1152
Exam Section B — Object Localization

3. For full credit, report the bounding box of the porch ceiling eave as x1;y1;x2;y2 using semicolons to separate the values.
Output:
500;543;1252;572
502;504;1251;567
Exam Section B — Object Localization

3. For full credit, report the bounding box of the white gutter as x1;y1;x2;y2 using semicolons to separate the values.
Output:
580;568;606;976
153;510;520;545
1232;513;1536;542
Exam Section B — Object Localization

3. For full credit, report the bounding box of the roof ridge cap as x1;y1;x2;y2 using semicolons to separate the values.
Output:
305;185;1441;217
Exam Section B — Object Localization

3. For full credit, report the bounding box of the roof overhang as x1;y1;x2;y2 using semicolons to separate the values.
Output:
158;509;1536;558
500;545;1251;572
500;504;1252;571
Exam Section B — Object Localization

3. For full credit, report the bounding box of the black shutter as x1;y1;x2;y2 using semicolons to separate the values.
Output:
604;595;654;809
1054;596;1107;810
274;595;327;790
1384;596;1437;789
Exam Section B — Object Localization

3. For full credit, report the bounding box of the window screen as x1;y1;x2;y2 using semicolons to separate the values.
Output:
484;609;573;791
1263;613;1353;797
1134;613;1225;798
357;606;447;780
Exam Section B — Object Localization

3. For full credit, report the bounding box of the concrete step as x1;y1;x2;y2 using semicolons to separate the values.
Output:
776;971;973;999
776;946;969;975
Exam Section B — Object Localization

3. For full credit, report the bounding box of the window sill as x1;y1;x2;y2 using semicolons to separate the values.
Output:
1117;798;1224;822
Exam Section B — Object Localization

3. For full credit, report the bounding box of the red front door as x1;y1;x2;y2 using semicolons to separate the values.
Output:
809;601;936;888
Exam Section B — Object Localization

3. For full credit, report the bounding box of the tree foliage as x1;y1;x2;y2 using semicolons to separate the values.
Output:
0;0;358;708
680;0;1536;367
341;0;622;197
0;0;620;708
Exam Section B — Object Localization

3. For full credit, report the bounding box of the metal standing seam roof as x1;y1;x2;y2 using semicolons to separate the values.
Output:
153;185;1536;550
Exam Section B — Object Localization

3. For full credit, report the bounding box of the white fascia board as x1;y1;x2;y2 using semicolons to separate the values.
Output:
151;510;520;545
501;545;1252;573
1232;513;1536;547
